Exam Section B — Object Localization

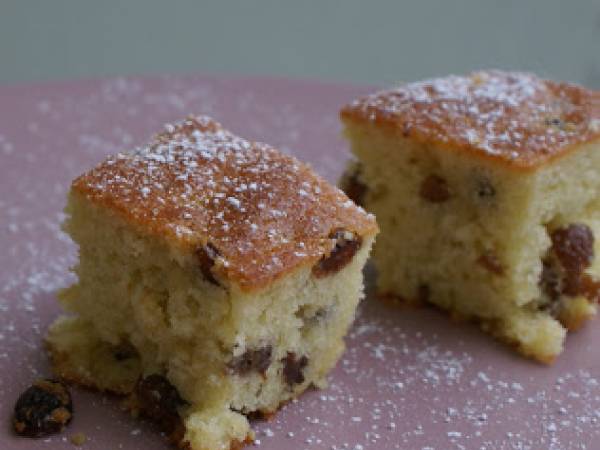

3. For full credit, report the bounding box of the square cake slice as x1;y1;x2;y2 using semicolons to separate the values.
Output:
340;70;600;363
47;115;378;450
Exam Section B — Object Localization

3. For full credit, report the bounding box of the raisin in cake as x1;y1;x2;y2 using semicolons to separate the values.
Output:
340;70;600;363
46;115;378;450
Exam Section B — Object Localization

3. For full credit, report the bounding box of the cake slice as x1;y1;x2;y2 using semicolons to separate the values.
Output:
340;70;600;363
47;115;378;450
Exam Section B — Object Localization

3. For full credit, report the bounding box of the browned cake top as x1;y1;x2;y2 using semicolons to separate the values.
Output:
72;116;377;292
341;70;600;169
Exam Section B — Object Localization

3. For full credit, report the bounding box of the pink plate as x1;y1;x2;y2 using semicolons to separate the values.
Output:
1;75;599;450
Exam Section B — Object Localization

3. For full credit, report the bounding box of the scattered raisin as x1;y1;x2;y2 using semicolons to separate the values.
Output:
312;229;362;278
227;346;273;376
476;178;496;198
540;259;561;301
197;243;220;285
134;374;186;438
246;410;276;421
545;117;565;129
340;166;367;207
113;342;137;361
13;379;72;437
541;223;599;302
420;174;450;203
282;353;308;387
550;224;595;296
550;224;594;274
477;251;504;275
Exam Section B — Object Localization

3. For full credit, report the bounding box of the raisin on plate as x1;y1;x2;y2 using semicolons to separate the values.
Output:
13;379;73;437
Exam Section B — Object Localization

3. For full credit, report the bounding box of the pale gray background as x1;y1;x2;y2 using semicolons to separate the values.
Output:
1;0;600;87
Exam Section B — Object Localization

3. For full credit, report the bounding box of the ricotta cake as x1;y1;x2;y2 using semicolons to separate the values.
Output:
47;115;378;449
340;70;600;363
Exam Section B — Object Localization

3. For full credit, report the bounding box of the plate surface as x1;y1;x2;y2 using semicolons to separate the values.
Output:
0;75;599;450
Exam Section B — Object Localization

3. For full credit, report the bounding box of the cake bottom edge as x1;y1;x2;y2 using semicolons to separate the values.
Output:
45;315;309;450
375;290;597;364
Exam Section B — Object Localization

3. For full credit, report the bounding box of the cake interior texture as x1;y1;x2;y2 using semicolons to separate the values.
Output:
341;71;600;363
47;116;377;450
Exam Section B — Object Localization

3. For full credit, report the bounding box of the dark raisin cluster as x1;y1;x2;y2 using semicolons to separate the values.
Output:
420;174;451;203
313;229;362;278
13;379;73;437
340;165;367;207
477;251;504;275
282;352;309;387
134;374;187;443
541;223;600;302
227;346;273;376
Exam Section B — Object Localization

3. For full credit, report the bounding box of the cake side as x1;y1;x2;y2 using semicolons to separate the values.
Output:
341;70;600;171
48;190;375;448
342;115;600;363
71;115;377;292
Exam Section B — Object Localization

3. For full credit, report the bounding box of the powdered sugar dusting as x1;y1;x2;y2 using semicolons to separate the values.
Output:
1;75;599;450
344;70;600;167
251;299;600;450
74;115;376;290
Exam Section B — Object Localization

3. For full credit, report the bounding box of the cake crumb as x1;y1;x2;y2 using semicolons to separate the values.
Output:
70;432;86;446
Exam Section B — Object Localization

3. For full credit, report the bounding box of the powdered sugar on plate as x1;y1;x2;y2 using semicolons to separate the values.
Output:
0;75;598;450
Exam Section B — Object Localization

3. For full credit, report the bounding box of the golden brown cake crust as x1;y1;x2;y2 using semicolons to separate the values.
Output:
71;115;377;292
341;70;600;170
